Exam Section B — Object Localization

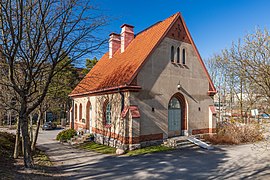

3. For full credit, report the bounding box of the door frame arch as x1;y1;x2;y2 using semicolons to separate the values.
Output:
168;92;187;136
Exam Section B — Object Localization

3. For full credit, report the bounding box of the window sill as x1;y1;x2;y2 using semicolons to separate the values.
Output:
171;62;189;69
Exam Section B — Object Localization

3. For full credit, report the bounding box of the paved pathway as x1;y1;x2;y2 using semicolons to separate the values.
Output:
36;129;270;180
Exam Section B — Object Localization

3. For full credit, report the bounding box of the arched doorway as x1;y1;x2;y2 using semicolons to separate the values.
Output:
86;101;92;133
168;93;187;137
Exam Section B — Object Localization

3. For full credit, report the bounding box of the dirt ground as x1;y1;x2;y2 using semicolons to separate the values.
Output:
0;127;63;180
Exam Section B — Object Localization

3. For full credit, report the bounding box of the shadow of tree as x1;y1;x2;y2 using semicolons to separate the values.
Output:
35;137;270;180
0;156;62;180
55;145;270;180
57;147;228;179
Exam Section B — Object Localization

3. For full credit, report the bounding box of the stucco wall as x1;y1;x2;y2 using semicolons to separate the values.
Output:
132;37;214;138
72;96;96;131
72;92;131;137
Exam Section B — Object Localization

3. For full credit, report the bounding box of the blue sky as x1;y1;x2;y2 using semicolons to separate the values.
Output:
88;0;270;63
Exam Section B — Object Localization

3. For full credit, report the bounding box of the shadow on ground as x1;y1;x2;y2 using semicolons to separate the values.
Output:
39;141;270;179
36;128;270;179
68;146;270;179
0;156;62;180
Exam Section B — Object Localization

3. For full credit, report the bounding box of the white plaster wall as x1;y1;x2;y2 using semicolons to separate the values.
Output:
132;37;214;137
72;92;131;135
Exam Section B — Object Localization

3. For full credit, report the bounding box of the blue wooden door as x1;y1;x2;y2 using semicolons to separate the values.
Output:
168;97;181;136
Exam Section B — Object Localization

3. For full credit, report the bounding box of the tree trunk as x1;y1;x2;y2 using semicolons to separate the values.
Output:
21;134;24;156
13;118;20;159
30;114;33;143
0;114;3;126
31;110;43;152
20;107;34;168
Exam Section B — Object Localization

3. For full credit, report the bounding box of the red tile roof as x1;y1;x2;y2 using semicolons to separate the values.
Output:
70;12;216;97
121;105;141;119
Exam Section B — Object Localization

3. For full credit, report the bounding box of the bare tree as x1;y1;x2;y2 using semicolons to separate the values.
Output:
239;29;270;101
0;0;106;168
207;28;270;123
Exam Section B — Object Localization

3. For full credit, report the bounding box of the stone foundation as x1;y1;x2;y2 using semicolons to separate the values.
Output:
95;133;128;150
140;139;163;148
93;133;164;151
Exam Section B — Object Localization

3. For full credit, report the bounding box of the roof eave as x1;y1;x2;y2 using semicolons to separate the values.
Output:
69;85;142;98
179;13;217;93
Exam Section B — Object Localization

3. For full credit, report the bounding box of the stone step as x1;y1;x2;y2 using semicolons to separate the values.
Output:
176;141;197;149
67;134;92;145
175;139;189;144
163;135;213;150
176;140;192;145
176;143;198;149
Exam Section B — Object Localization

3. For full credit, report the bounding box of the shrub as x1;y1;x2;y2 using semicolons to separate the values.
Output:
204;122;264;145
56;129;77;142
0;132;21;159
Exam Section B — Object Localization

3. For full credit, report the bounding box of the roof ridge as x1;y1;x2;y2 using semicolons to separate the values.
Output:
135;21;162;36
136;12;180;37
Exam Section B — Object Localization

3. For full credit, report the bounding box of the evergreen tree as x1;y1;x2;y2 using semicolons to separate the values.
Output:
82;57;98;76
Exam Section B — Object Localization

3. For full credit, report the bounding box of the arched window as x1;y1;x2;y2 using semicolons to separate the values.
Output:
168;97;181;109
170;46;174;62
74;104;77;121
168;97;181;132
79;103;82;121
86;101;92;129
182;48;186;65
103;100;112;125
177;47;180;63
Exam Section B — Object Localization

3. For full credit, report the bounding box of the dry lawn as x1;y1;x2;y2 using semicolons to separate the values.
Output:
204;122;264;145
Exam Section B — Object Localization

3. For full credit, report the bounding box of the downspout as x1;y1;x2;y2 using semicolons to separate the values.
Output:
119;90;125;112
119;89;125;147
71;98;74;129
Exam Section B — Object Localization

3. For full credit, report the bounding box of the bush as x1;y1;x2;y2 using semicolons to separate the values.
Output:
56;129;77;142
204;122;264;145
0;132;21;159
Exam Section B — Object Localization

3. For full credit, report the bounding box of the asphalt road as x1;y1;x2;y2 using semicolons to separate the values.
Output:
36;129;270;180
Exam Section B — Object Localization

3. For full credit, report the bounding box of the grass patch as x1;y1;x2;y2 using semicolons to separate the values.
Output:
126;145;174;156
33;149;52;167
78;142;174;156
78;142;116;154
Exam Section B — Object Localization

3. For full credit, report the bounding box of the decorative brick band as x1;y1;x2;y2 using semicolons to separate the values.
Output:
140;133;163;142
92;127;163;144
192;128;216;135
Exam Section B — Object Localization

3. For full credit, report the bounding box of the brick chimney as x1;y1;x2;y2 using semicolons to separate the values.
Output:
109;33;121;58
120;24;134;53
